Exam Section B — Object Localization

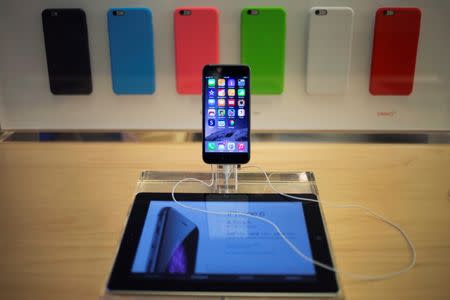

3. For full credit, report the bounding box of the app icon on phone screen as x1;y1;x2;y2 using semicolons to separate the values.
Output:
238;79;245;87
208;108;216;117
218;79;225;86
218;99;226;107
227;79;235;87
208;78;215;87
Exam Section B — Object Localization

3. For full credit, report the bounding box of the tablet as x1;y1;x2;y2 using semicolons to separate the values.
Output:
107;193;339;297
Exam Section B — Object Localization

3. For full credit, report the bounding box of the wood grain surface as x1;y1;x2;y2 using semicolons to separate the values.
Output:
0;142;449;300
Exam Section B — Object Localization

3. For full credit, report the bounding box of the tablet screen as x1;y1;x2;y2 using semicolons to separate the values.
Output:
107;193;338;295
132;201;315;278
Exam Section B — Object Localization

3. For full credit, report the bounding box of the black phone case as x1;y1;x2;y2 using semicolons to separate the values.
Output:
42;9;92;95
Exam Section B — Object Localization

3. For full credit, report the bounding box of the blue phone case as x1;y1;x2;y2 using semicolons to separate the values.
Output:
107;8;155;94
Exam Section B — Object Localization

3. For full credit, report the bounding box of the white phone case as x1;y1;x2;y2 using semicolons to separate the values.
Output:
306;7;354;95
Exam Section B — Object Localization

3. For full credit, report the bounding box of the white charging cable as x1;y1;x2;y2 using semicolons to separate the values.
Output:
170;164;416;281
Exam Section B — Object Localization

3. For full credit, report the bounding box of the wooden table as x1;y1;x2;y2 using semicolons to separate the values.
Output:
0;142;449;300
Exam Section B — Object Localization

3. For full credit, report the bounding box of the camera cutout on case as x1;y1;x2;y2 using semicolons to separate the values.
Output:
180;10;192;16
383;10;395;16
315;9;328;16
248;9;259;15
113;10;125;16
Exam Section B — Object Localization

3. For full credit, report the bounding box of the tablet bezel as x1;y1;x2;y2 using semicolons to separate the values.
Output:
107;193;339;295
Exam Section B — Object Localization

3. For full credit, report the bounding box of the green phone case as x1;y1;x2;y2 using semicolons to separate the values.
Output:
241;7;286;94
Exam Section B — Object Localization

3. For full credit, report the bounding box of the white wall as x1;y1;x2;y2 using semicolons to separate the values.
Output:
0;0;449;131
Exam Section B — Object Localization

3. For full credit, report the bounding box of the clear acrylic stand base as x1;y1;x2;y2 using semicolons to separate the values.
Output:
135;169;318;195
100;169;339;300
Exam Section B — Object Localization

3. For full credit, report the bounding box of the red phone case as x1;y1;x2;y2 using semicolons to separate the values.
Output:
174;7;219;94
369;7;421;95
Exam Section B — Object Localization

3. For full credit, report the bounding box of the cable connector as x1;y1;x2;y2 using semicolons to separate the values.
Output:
213;164;240;193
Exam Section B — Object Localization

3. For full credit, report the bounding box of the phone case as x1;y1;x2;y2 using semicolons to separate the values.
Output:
174;7;219;95
107;8;155;94
369;8;421;95
42;9;92;95
241;8;286;94
306;7;354;95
